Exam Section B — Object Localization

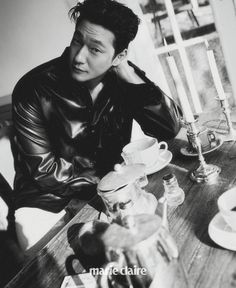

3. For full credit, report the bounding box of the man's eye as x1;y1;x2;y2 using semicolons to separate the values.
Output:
90;47;101;53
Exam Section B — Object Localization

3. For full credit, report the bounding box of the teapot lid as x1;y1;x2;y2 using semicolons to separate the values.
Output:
97;163;146;192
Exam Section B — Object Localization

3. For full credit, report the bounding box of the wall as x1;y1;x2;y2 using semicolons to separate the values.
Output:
0;0;74;105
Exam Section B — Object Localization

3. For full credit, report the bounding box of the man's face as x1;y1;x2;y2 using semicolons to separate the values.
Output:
69;19;119;88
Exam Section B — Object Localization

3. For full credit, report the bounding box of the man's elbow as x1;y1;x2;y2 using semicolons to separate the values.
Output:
160;121;181;141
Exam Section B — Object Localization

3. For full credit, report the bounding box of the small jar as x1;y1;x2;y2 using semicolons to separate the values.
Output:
163;173;185;207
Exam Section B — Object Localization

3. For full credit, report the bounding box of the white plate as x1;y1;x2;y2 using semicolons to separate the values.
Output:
180;138;223;157
208;212;236;251
145;149;172;175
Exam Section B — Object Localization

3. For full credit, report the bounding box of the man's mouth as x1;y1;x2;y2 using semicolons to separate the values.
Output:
72;65;87;73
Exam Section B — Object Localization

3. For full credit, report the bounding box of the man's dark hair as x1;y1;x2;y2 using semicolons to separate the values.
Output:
69;0;140;54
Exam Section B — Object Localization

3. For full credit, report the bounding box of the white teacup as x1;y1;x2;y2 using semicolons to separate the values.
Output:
121;137;168;169
218;187;236;231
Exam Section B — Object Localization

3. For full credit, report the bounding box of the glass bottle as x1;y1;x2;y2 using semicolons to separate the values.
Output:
163;173;185;207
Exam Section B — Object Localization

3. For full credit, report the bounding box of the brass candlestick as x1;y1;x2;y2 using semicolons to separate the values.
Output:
186;121;221;183
219;98;236;142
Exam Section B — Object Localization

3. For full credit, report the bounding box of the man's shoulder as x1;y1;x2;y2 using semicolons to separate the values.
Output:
14;49;70;94
17;56;62;87
27;57;61;77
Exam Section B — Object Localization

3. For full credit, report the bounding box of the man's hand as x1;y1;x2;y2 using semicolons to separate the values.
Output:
113;60;145;84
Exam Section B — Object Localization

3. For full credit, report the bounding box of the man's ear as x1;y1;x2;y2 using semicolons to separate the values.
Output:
112;49;128;67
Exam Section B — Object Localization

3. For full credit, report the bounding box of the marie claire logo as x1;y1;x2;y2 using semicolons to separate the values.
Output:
89;265;147;276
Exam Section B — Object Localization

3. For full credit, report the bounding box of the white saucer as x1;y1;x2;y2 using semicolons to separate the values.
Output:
208;212;236;251
180;138;223;157
145;149;172;175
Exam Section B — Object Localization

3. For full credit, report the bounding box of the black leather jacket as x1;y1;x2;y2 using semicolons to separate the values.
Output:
12;49;182;212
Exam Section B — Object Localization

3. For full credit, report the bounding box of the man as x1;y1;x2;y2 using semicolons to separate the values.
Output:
12;0;181;250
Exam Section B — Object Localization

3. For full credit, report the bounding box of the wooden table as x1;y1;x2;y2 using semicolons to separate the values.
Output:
5;112;236;288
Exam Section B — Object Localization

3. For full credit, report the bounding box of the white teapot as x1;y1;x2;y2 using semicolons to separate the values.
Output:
97;164;157;222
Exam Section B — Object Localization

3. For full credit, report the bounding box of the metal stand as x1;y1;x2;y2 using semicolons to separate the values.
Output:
219;98;236;142
186;121;221;183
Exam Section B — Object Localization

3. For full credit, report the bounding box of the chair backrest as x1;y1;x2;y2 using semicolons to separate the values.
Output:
0;174;12;231
0;125;15;190
0;125;15;231
0;197;8;230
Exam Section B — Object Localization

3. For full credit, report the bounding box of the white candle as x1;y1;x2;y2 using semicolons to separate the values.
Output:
167;56;195;123
207;50;226;100
164;0;202;113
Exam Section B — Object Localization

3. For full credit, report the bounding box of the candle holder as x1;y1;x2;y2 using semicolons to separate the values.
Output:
218;98;236;142
186;121;221;183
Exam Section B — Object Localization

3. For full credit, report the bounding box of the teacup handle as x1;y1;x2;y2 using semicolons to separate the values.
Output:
158;141;168;157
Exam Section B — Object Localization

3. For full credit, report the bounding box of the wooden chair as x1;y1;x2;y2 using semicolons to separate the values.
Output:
0;124;15;189
0;123;15;225
0;175;12;231
0;123;25;286
0;123;18;246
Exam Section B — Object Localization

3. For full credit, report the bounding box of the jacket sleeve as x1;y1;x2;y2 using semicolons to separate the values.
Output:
12;79;99;198
125;61;183;141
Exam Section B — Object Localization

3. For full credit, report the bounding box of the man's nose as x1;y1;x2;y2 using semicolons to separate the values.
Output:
74;45;88;63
